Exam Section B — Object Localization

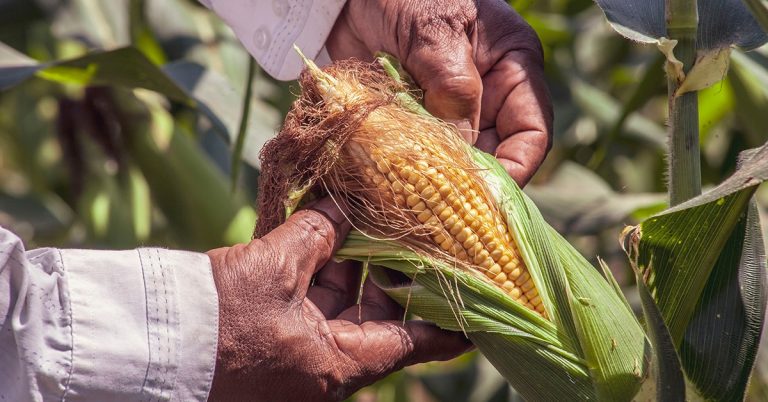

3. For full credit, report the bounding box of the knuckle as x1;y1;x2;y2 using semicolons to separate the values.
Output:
430;73;482;103
402;0;477;50
512;23;545;63
291;210;336;259
369;323;414;370
489;17;544;66
247;239;296;300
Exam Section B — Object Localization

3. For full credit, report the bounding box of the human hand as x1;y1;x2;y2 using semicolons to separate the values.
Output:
326;0;553;186
206;198;471;401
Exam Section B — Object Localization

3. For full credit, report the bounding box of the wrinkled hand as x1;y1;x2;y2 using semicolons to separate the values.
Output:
207;198;471;402
327;0;553;186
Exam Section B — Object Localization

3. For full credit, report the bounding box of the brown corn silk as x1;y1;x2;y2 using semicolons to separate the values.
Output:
256;59;545;317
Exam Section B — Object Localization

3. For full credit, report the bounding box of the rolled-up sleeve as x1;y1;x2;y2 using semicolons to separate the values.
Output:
201;0;347;80
0;226;219;401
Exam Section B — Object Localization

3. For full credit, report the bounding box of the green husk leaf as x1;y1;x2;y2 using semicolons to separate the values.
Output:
597;257;633;313
337;148;649;401
474;151;649;400
376;53;428;115
473;151;583;355
337;233;597;401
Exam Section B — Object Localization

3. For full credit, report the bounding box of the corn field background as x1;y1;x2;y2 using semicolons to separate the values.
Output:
0;0;767;401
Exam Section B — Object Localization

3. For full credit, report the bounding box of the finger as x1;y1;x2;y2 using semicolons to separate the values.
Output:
306;259;362;318
259;197;352;296
475;3;553;186
401;13;482;141
328;320;472;386
481;52;552;186
336;278;403;323
495;129;552;186
326;7;374;61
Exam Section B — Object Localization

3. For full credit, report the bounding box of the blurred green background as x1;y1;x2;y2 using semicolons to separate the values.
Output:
0;0;766;400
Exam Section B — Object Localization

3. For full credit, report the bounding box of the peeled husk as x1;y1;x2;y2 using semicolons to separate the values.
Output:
255;56;650;401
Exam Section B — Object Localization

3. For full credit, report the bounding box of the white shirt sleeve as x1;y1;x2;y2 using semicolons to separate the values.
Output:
0;226;219;401
201;0;347;80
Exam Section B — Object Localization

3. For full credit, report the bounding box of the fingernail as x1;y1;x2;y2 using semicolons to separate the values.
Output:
452;119;477;144
309;196;351;231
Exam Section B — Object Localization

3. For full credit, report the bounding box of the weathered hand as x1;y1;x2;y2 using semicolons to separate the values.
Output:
327;0;553;186
207;198;470;402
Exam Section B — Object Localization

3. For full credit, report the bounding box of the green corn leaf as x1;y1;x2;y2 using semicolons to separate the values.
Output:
0;42;46;90
623;144;768;400
679;199;765;401
635;271;687;401
163;61;280;169
741;0;768;33
729;51;768;148
0;44;191;102
128;0;167;66
0;42;279;171
114;89;254;250
593;0;767;50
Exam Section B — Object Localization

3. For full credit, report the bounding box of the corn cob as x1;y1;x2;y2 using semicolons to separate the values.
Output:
345;138;546;316
261;50;546;317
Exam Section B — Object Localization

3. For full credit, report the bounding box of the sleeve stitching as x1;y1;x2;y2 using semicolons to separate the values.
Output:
139;248;179;402
138;248;157;402
156;248;173;400
57;249;75;402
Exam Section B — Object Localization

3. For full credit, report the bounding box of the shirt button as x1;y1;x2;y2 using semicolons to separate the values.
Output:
252;26;271;50
273;0;290;18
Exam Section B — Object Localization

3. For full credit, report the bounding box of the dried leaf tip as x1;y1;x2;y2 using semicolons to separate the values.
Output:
292;45;327;78
293;44;347;109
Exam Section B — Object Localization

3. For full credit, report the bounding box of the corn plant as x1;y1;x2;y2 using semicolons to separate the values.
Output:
593;0;768;400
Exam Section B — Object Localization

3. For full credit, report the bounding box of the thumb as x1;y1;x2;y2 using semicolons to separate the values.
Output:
259;197;352;294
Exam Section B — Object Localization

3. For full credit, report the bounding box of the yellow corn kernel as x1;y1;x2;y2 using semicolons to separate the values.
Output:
417;210;432;223
456;227;472;243
473;249;490;265
468;242;484;257
352;147;546;317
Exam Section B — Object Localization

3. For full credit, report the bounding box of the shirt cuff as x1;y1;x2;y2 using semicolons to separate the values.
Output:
205;0;347;80
60;248;218;401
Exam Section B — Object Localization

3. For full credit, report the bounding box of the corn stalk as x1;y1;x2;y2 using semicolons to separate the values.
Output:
666;0;701;206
